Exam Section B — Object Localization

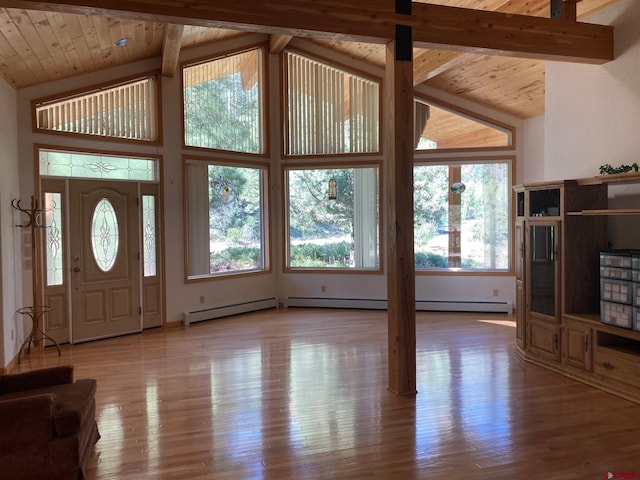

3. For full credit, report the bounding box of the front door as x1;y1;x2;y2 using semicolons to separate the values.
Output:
69;180;141;342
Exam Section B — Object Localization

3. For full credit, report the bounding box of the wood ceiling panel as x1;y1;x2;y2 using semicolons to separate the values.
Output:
0;8;168;87
421;105;509;148
0;0;623;122
45;12;84;77
0;9;50;83
427;55;545;118
181;26;244;49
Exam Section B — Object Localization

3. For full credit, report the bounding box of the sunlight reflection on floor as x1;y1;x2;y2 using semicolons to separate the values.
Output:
477;319;516;328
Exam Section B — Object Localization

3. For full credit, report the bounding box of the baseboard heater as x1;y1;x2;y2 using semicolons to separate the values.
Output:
286;297;512;313
183;297;278;326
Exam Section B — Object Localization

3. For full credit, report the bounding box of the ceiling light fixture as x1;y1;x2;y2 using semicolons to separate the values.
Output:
114;37;129;48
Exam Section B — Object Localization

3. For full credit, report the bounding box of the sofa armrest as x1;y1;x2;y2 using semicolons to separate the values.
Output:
0;365;74;394
0;393;55;433
0;394;56;478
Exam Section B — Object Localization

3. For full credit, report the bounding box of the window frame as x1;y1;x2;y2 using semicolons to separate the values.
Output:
413;156;515;276
282;160;383;274
414;94;515;153
283;48;382;158
181;44;269;157
183;154;271;282
32;71;162;145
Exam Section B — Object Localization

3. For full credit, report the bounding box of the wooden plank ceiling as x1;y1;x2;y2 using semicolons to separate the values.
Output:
0;0;621;119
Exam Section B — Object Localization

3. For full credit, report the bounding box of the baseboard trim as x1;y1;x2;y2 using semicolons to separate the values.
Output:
286;297;512;313
183;297;278;326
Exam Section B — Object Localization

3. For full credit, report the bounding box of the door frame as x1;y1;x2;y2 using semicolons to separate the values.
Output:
36;151;165;345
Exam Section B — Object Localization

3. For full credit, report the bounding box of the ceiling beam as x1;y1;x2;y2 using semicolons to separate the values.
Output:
413;50;471;85
0;0;613;64
409;2;611;64
269;34;293;54
161;23;184;77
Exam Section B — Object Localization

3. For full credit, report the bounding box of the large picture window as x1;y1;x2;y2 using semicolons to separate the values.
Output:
414;161;511;272
185;159;268;279
285;165;380;270
183;48;264;154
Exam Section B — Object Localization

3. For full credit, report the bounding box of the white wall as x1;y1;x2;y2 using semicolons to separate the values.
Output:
522;115;545;183
546;0;640;181
0;76;21;367
545;0;640;249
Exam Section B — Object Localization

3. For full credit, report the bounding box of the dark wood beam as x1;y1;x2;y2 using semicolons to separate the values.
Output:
385;29;416;396
0;0;613;63
161;23;184;78
409;2;610;64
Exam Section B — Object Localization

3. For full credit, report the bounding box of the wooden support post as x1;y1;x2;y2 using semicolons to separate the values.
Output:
551;0;581;21
385;20;416;396
563;0;580;21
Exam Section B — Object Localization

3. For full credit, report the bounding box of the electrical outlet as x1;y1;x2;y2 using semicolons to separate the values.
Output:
492;289;499;297
321;285;327;293
199;295;205;304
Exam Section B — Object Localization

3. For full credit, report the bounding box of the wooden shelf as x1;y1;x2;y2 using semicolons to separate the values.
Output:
576;172;640;186
567;209;640;216
563;312;601;323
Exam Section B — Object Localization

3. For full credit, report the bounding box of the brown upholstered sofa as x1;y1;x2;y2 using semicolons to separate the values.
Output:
0;365;100;480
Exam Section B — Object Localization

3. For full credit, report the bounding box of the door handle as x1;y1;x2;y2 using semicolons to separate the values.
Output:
73;267;82;273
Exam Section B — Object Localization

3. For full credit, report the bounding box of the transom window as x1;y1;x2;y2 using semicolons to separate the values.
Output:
34;76;159;142
39;148;159;182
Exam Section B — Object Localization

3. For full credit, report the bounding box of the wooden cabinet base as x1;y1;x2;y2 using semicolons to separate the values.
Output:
517;313;640;405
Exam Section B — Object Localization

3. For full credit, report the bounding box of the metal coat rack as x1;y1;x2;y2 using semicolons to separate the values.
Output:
12;196;61;362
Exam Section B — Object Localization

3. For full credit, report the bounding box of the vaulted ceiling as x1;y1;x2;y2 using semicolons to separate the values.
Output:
0;0;621;119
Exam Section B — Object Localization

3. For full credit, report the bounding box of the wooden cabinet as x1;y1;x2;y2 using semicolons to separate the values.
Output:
561;315;640;401
515;220;525;349
516;282;525;349
528;319;560;361
562;317;592;372
593;327;640;390
513;182;606;372
515;173;640;403
514;180;606;362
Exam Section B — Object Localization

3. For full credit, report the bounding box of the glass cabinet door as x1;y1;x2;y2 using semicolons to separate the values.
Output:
528;222;559;319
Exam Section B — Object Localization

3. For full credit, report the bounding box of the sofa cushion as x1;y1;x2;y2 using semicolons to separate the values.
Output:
0;379;96;437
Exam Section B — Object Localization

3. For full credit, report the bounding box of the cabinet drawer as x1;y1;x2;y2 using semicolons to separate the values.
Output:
593;347;640;389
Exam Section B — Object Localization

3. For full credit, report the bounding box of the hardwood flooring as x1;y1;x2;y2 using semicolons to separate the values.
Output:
11;308;640;479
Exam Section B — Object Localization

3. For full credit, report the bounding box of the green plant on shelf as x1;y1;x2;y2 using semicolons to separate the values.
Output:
599;163;640;175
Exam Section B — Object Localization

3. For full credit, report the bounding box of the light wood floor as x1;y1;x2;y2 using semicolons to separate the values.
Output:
12;308;640;479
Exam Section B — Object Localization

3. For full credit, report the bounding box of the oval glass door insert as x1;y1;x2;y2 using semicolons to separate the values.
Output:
91;198;119;272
